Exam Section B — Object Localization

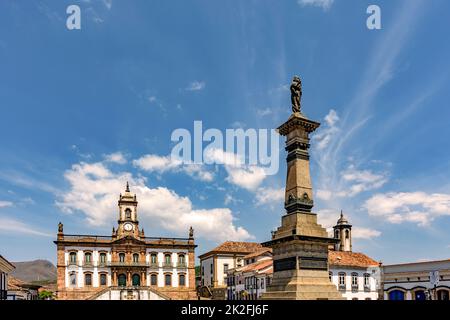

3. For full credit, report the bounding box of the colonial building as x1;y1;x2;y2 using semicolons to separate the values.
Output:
328;212;381;300
0;254;15;300
198;241;262;299
54;183;197;300
383;259;450;300
7;276;41;300
225;248;273;300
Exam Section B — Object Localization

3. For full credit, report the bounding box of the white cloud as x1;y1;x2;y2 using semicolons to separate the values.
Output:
257;108;272;117
298;0;334;10
133;154;181;173
352;227;381;240
104;152;127;164
255;187;284;205
316;164;388;200
185;81;205;91
339;165;388;197
0;201;13;208
313;109;340;151
56;161;252;242
133;154;213;182
0;216;52;237
204;148;267;191
364;192;450;226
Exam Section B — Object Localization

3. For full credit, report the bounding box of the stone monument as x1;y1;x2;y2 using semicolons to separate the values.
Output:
261;76;342;300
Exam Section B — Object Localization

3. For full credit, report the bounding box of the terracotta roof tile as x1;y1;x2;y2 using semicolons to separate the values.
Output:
199;241;262;258
240;259;273;273
329;251;379;268
243;248;272;260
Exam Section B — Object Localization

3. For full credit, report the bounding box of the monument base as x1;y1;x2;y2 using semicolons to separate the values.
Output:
261;212;343;300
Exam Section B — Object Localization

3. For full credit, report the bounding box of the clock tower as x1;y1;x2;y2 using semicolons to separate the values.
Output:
115;182;143;239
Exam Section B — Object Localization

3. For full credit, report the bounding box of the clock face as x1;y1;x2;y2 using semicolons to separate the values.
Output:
124;223;133;232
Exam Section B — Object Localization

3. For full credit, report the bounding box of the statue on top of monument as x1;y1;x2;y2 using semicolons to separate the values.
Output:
290;75;302;113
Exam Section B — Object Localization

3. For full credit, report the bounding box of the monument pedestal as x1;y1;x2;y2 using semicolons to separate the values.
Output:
261;112;342;300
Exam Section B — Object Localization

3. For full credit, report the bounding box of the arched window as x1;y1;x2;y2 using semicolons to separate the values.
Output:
150;274;158;286
99;252;107;266
133;253;139;263
335;230;340;239
165;274;172;286
437;289;449;300
69;252;77;265
414;290;426;301
150;253;158;265
125;208;131;219
165;254;171;266
132;274;140;286
345;229;350;239
69;272;77;287
389;290;405;300
84;273;92;286
119;253;125;263
84;252;92;265
329;272;333;281
118;274;126;287
178;254;186;266
100;273;107;286
179;274;186;286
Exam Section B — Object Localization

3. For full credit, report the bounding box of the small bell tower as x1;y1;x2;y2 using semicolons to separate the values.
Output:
333;211;352;252
116;182;140;238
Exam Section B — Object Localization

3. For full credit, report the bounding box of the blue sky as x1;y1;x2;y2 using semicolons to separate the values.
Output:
1;0;450;265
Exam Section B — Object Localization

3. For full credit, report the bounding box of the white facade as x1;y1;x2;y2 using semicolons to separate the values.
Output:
383;259;450;300
200;254;244;287
329;266;380;300
63;247;190;289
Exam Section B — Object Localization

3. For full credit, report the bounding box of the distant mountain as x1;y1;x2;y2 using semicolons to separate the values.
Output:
11;259;56;283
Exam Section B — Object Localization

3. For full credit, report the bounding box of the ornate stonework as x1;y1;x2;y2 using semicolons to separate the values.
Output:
54;183;197;300
261;78;343;300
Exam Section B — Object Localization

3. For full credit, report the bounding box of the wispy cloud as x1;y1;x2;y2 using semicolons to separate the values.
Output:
185;81;206;91
0;216;52;237
298;0;334;11
0;201;13;208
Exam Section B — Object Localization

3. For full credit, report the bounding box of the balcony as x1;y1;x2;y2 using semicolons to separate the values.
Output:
67;260;78;267
108;261;149;267
162;262;173;269
364;285;371;292
97;261;108;267
148;262;159;269
351;285;359;293
177;262;187;269
83;261;94;267
338;284;346;291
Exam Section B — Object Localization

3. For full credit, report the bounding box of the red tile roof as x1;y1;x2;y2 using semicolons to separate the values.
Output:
199;241;262;258
243;248;272;260
240;259;273;273
329;250;379;268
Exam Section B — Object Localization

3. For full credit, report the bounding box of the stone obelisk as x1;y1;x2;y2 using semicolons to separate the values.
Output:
261;76;342;300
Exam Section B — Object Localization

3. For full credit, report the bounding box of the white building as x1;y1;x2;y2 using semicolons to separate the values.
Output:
328;212;381;300
383;259;450;300
198;241;262;299
0;255;15;300
226;248;273;300
55;183;197;300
